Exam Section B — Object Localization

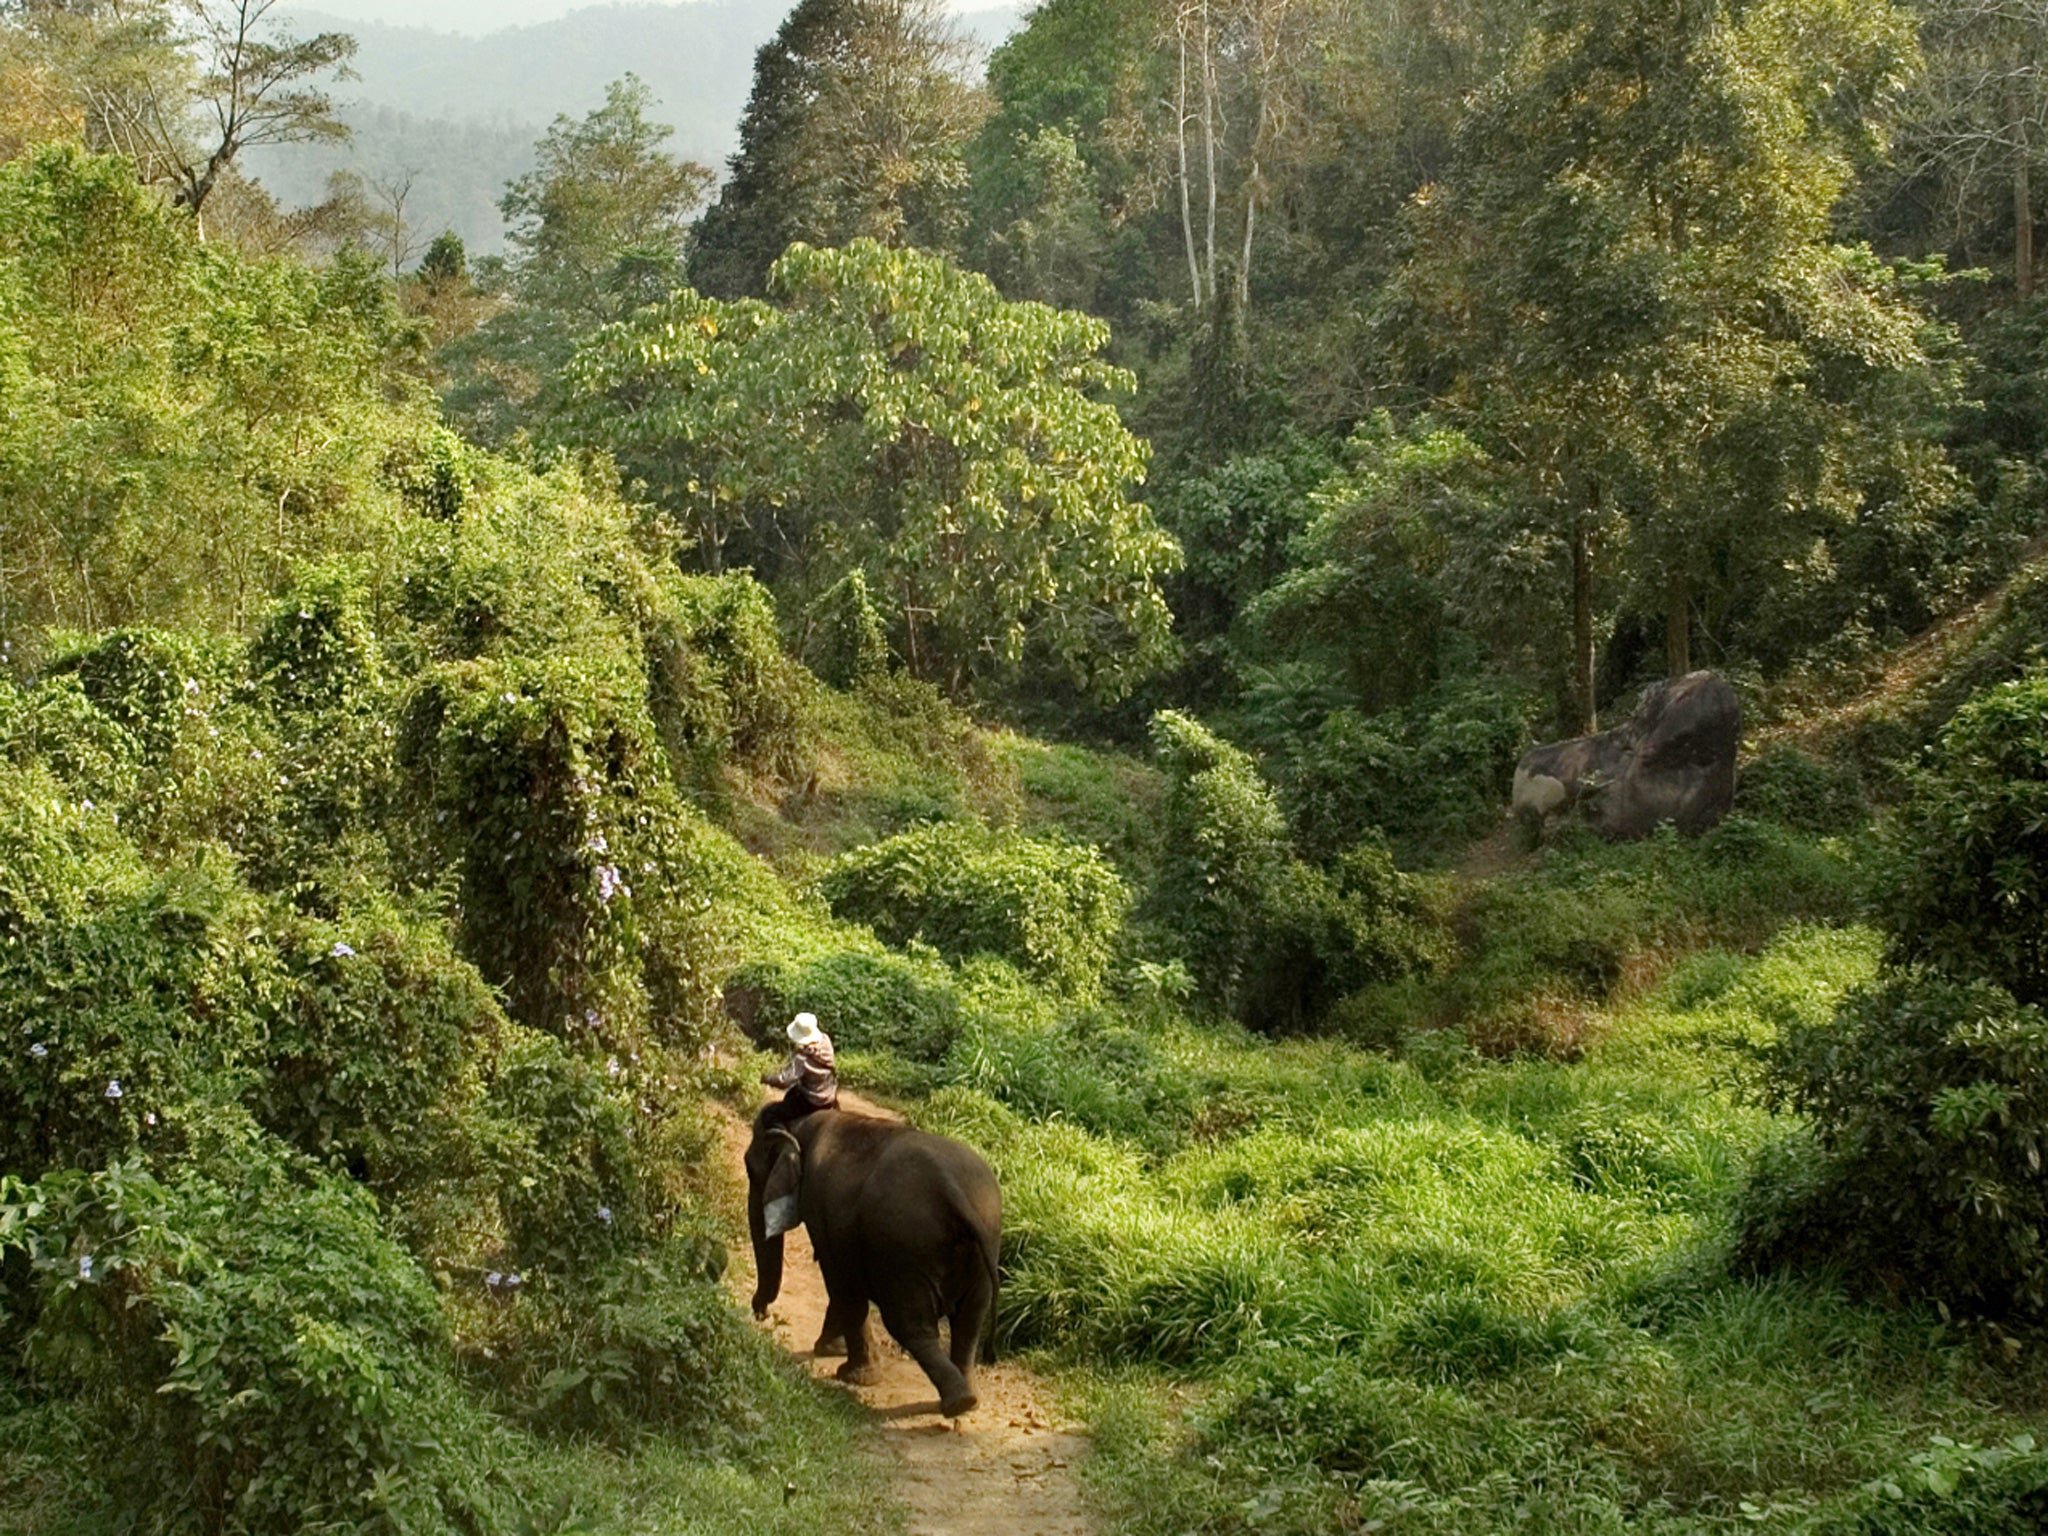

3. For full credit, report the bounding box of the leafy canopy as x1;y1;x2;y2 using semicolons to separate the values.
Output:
564;239;1181;701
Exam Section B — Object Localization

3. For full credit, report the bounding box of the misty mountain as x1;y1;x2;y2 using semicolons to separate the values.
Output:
245;0;1026;257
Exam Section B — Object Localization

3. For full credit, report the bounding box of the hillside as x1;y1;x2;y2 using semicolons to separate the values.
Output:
245;0;1027;253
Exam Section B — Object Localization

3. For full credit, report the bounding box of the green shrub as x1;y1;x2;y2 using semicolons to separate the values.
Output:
821;821;1132;994
42;630;204;766
0;673;141;807
1882;676;2048;1006
1283;679;1533;856
254;903;506;1192
805;566;890;689
645;572;815;785
725;943;963;1062
1231;839;1449;1033
0;1153;498;1534
481;1028;666;1277
400;650;653;1036
468;1246;767;1440
1149;708;1294;1003
1738;744;1869;833
1151;712;1443;1030
1809;1433;2048;1536
1743;969;2048;1318
0;776;264;1177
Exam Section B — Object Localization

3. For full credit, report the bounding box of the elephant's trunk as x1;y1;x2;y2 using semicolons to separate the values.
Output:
747;1182;784;1317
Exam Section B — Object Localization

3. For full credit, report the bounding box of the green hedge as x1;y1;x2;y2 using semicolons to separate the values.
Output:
821;820;1132;995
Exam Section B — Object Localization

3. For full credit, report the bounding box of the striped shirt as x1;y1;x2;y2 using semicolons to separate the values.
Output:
764;1035;838;1107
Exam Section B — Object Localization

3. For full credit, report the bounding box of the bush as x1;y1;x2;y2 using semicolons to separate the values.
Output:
0;1152;498;1534
400;650;654;1036
645;571;815;785
253;902;506;1193
0;773;265;1177
1882;676;2048;1006
1151;712;1443;1030
821;821;1132;994
1738;744;1869;834
1149;709;1292;1004
725;943;963;1063
481;1028;667;1277
1282;679;1533;856
1742;969;2048;1318
468;1247;766;1440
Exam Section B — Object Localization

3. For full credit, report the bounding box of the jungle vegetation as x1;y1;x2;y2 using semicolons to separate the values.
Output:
1;0;2048;1532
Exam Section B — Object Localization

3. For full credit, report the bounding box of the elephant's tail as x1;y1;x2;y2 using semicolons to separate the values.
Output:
977;1232;1001;1366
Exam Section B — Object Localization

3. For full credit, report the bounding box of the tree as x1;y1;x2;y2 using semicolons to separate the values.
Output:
1890;0;2048;297
563;241;1181;701
0;1;353;221
500;74;712;322
439;77;711;445
0;145;432;643
689;0;985;300
172;0;355;217
1386;0;1958;728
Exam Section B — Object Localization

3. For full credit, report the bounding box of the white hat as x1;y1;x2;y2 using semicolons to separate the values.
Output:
787;1012;823;1046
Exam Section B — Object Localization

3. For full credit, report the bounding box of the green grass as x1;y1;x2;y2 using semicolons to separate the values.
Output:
908;916;2048;1535
0;1314;898;1536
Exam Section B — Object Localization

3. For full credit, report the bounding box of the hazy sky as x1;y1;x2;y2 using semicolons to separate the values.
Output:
300;0;1011;34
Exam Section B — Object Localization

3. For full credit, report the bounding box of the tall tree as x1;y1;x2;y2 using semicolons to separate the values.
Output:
689;0;984;299
1889;0;2048;297
501;73;713;321
0;0;353;221
563;241;1181;701
1389;0;1958;726
439;77;711;444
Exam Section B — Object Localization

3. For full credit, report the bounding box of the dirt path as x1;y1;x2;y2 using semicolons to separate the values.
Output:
719;1097;1092;1536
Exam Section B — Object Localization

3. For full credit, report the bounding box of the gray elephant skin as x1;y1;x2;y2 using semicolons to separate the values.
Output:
746;1107;1002;1417
1512;671;1740;839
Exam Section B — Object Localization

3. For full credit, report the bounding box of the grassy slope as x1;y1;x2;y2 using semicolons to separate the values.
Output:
746;688;2048;1535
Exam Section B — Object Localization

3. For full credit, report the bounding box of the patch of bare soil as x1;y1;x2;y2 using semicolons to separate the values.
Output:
718;1098;1092;1536
1752;536;2048;756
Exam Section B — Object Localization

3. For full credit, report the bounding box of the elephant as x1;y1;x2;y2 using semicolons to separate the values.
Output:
745;1106;1002;1418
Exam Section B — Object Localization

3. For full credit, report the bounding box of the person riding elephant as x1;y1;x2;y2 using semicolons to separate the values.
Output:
745;1106;1001;1417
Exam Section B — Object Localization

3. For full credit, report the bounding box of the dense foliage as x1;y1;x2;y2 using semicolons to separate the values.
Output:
821;820;1131;994
6;0;2048;1529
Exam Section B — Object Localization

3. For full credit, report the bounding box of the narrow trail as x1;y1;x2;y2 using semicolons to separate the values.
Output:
718;1097;1092;1536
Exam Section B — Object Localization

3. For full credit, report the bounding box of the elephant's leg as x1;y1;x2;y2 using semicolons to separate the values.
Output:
832;1296;881;1387
948;1286;990;1380
813;1293;859;1359
897;1327;976;1417
880;1292;976;1416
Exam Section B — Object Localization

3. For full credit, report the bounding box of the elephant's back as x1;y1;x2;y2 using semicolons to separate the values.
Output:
845;1131;1000;1271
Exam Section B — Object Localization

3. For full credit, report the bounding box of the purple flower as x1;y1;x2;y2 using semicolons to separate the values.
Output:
596;864;625;902
330;941;356;959
597;1206;613;1225
77;1255;93;1281
28;1042;46;1060
104;1079;123;1101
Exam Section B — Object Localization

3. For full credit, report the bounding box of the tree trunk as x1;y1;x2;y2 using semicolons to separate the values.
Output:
1238;161;1258;310
2018;139;2034;301
1176;24;1202;306
1572;514;1597;735
1666;570;1691;677
1200;0;1218;302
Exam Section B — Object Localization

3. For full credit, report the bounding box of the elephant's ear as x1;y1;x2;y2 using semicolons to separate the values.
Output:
760;1135;803;1239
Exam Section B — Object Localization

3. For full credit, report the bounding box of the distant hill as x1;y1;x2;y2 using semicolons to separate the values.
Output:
245;0;1026;257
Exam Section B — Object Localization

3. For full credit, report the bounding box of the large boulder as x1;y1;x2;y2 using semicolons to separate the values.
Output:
1512;672;1740;840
